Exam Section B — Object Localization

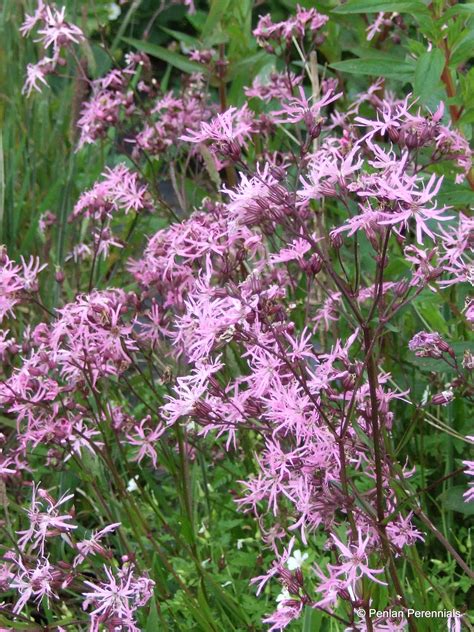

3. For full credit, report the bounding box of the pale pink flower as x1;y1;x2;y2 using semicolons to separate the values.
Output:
82;563;154;630
17;484;77;554
329;528;387;589
74;523;121;567
127;417;165;468
180;105;254;156
271;87;342;125
10;556;59;614
36;6;85;51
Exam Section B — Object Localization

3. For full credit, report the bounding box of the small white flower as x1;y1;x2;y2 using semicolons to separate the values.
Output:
421;386;430;406
276;588;291;609
106;3;121;20
126;476;139;492
286;549;308;570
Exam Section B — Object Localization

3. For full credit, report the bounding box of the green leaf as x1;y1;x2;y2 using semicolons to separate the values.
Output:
199;146;221;189
158;26;201;48
302;606;323;631
436;182;474;206
121;38;205;74
451;30;474;66
413;49;445;104
332;0;428;14
0;616;35;630
145;599;161;632
414;299;449;335
439;486;474;516
330;55;415;79
444;4;474;21
0;415;16;429
202;0;232;39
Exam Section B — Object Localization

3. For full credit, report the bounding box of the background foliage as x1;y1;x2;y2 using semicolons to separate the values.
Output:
0;1;473;630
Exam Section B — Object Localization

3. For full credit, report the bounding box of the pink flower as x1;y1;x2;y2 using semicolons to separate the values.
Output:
17;484;77;554
271;88;342;126
329;528;387;589
408;331;452;358
270;238;311;264
245;72;302;103
386;512;424;551
250;538;296;596
366;12;386;41
72;164;150;220
262;600;303;631
253;5;328;48
180;105;254;157
298;144;363;201
20;2;84;96
162;358;223;424
74;523;121;567
82;563;154;630
10;556;60;614
127;417;165;468
36;6;84;52
20;0;48;37
22;58;54;96
375;173;453;244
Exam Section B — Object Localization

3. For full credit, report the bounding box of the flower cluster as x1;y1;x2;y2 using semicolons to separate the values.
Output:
254;5;328;51
21;1;85;95
77;53;150;148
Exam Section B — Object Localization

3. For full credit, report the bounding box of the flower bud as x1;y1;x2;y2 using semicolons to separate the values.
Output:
55;268;65;284
388;127;400;144
431;389;454;406
309;254;323;275
394;279;410;297
330;232;343;249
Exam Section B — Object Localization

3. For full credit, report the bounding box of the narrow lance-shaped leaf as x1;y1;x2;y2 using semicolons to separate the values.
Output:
122;37;205;75
331;55;415;79
332;0;428;14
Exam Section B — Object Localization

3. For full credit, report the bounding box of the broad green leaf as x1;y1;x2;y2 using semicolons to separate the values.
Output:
437;182;474;206
460;107;474;124
414;299;449;335
332;0;428;14
330;55;415;79
303;606;323;631
413;49;445;104
121;38;205;75
438;486;474;516
451;30;474;66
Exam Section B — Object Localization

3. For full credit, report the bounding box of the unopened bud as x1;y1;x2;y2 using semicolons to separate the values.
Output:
431;389;454;406
394;279;410;296
330;232;343;249
309;254;323;274
388;127;400;144
55;268;65;284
